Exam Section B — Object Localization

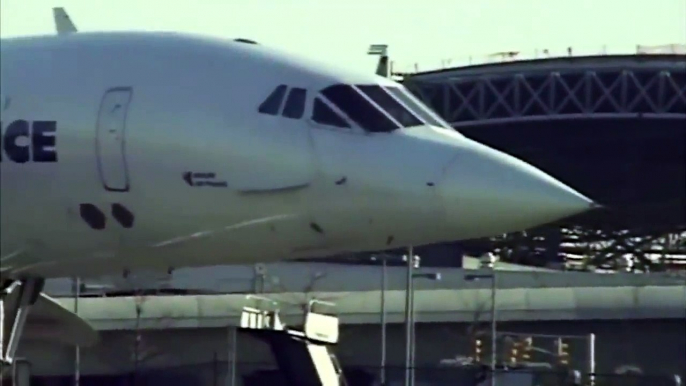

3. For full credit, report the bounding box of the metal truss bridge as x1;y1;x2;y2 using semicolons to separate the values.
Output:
403;54;686;270
404;54;685;128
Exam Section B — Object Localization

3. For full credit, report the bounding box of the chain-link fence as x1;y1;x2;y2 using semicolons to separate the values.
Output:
22;361;684;386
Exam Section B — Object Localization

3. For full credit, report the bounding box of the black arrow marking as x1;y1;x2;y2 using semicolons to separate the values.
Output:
182;172;193;186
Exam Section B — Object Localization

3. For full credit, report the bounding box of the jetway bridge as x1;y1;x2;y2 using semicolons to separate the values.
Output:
401;54;686;270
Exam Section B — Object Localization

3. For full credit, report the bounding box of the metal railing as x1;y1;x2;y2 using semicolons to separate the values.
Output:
391;43;686;75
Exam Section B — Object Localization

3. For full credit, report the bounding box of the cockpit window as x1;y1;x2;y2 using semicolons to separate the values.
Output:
356;85;424;128
282;88;307;119
312;98;350;128
384;87;451;129
258;85;288;115
321;84;400;133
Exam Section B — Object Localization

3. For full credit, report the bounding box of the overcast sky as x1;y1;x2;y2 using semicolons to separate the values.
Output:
2;0;684;72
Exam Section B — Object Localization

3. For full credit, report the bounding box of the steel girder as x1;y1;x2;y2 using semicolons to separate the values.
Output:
406;66;686;127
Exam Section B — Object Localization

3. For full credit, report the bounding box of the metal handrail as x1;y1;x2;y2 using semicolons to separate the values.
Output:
244;294;279;312
308;299;337;315
392;43;686;75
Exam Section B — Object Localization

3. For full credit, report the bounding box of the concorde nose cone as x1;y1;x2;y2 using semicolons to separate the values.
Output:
439;140;596;239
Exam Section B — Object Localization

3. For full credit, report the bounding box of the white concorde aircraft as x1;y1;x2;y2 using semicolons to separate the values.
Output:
0;14;597;368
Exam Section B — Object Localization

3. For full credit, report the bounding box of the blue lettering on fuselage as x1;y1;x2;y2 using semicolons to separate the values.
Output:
0;120;57;163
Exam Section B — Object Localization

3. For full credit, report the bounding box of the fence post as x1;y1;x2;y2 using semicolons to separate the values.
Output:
588;333;596;386
227;327;238;386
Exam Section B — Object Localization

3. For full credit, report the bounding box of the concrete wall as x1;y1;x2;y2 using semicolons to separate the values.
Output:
48;283;686;330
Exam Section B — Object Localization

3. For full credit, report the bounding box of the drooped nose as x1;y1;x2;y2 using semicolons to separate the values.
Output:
439;139;595;239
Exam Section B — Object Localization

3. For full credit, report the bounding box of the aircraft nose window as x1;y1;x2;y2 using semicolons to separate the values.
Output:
384;86;453;129
356;85;424;128
258;85;288;115
320;84;400;133
312;98;350;128
282;88;307;119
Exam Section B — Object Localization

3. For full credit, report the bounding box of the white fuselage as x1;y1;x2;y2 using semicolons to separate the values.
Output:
0;32;594;280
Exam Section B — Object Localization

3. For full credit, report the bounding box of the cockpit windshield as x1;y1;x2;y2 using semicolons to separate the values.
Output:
356;85;424;128
320;84;400;133
312;98;350;128
317;83;455;133
383;86;453;129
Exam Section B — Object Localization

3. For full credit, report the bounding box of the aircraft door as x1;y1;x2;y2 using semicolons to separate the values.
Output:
96;87;132;192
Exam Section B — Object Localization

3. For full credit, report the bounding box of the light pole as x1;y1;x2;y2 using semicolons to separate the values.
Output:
72;277;80;386
375;251;441;386
409;271;441;386
381;255;387;385
403;248;415;386
465;258;498;386
372;254;391;386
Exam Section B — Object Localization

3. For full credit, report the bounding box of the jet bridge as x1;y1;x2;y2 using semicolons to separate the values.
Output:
239;296;347;386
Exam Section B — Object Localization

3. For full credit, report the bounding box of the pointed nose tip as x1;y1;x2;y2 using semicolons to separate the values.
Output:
440;141;595;239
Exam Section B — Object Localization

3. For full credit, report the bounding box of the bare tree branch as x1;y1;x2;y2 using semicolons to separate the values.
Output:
125;274;168;382
266;271;331;315
466;296;489;338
